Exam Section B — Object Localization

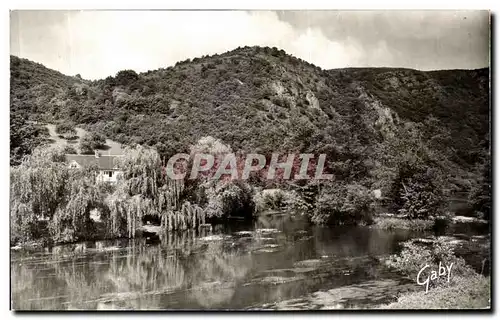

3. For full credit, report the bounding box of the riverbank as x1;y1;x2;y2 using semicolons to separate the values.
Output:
380;275;490;309
378;233;491;310
371;214;489;231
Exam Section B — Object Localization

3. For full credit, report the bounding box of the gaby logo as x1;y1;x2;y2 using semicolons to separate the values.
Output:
163;153;334;181
417;262;454;293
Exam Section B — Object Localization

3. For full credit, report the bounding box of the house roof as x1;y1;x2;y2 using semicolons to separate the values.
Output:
66;155;122;170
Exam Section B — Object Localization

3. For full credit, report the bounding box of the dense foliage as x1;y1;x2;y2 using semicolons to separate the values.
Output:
55;122;77;136
468;154;491;220
10;138;257;245
10;46;490;230
10;146;97;244
253;188;309;213
79;132;106;154
385;238;477;282
311;183;375;225
384;237;488;308
10;113;49;165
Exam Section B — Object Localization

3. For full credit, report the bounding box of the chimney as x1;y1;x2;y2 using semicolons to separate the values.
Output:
94;150;100;158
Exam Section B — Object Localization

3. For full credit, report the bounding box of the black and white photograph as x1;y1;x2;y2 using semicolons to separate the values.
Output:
9;8;491;311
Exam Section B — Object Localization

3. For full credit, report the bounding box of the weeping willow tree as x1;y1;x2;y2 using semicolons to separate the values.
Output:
10;146;104;244
116;145;162;197
106;145;162;237
106;188;159;238
162;201;205;231
106;145;203;238
11;144;209;244
48;170;103;243
106;179;205;236
11;146;69;243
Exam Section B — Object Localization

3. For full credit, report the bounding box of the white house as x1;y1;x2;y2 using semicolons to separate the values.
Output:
66;151;123;184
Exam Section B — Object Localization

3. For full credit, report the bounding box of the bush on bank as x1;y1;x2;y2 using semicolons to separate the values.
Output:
371;217;434;231
204;180;255;219
381;237;490;309
381;275;490;309
310;183;375;225
253;188;309;213
385;238;477;281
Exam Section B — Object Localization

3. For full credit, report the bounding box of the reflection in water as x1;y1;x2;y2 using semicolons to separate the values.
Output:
11;214;486;310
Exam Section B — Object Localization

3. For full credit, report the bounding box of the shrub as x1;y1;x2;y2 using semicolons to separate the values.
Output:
204;180;255;219
310;183;375;225
253;189;309;213
115;69;139;86
390;164;446;219
258;86;274;100
271;96;292;108
372;217;434;231
79;132;106;154
55;122;76;135
468;159;491;220
252;77;264;87
63;145;77;154
385;237;477;289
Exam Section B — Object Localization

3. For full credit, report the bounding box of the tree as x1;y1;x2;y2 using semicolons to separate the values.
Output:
468;155;491;220
79;132;106;154
107;145;194;237
384;123;448;219
311;183;375;225
48;171;102;243
10;113;48;165
115;70;139;86
392;164;446;219
63;145;77;154
55;122;77;136
11;146;71;243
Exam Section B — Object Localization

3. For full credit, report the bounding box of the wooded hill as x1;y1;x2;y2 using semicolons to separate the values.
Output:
10;46;490;195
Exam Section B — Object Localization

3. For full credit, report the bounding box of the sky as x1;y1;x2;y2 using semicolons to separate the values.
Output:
10;10;490;80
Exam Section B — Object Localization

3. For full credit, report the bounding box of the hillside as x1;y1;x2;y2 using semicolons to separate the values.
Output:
10;55;84;118
10;46;490;191
10;56;85;164
339;67;489;165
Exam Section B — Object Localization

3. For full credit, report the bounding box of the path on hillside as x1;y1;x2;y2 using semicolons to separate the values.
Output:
45;124;124;155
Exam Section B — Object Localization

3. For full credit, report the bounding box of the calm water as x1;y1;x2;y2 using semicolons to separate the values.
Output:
10;213;488;310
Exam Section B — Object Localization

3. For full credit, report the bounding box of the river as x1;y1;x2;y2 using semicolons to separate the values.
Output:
10;213;489;310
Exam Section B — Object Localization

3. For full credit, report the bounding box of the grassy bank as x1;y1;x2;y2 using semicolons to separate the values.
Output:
380;237;491;310
381;275;490;309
